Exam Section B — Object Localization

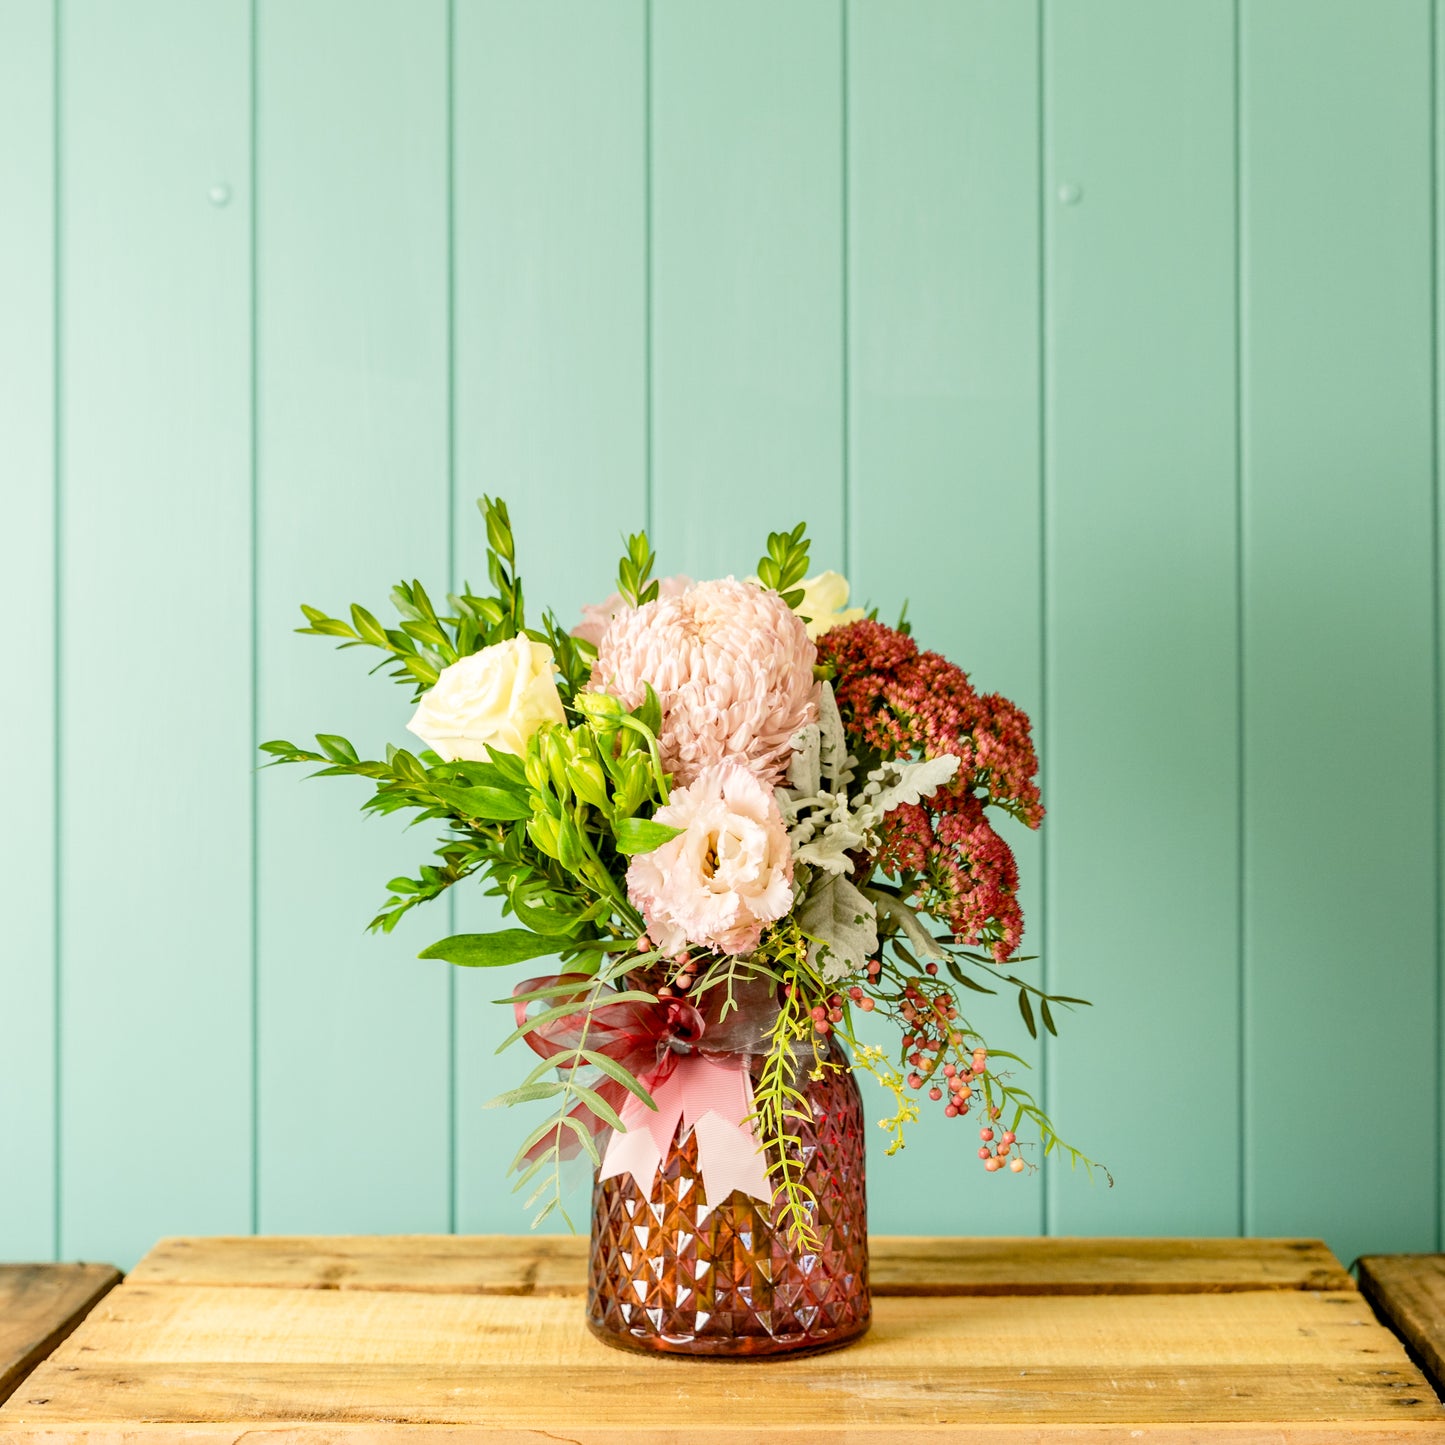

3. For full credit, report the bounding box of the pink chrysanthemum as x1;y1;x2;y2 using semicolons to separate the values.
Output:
627;762;794;957
590;578;820;786
572;575;694;649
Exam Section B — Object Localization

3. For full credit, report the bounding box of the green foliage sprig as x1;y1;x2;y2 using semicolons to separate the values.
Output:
616;531;659;608
755;523;811;608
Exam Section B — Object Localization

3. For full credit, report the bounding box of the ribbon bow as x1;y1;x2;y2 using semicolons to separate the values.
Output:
513;975;773;1216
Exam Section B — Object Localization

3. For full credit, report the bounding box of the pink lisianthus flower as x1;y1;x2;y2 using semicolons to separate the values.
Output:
626;762;794;957
591;577;820;786
572;575;694;648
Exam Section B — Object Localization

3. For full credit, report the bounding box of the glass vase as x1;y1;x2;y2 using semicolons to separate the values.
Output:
586;1036;870;1358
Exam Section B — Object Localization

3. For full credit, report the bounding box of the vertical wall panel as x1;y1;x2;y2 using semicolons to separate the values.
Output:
451;0;647;1231
1044;0;1240;1234
848;0;1045;1235
1242;0;1437;1264
255;0;452;1233
58;0;253;1267
651;0;844;577
0;0;56;1261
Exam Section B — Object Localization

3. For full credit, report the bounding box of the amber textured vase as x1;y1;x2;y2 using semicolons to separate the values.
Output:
586;1038;870;1357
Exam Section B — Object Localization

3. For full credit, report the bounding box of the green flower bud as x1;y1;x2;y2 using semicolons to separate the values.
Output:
526;814;561;860
575;691;625;725
567;756;610;812
556;813;584;872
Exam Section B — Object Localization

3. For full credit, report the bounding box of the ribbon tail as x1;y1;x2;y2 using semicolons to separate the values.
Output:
599;1070;686;1199
679;1055;773;1219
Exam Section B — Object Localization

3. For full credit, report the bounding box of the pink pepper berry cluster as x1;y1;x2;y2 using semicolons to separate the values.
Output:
810;992;846;1035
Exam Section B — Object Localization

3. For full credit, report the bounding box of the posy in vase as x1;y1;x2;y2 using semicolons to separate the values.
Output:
264;500;1103;1358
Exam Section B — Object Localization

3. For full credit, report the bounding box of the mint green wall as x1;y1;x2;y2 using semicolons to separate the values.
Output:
3;0;1440;1272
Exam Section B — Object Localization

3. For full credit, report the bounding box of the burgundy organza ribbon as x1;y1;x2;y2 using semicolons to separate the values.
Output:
513;974;772;1214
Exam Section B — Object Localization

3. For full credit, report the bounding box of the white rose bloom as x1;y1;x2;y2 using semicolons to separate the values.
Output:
407;636;565;761
796;571;866;640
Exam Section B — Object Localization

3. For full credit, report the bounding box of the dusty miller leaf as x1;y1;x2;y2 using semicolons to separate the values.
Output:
798;875;878;982
866;753;960;817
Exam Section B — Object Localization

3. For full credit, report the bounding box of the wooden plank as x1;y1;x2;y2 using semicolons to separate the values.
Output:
3;1427;1445;1445
58;0;253;1269
29;1286;1402;1370
125;1234;1352;1295
1043;0;1241;1237
1240;2;1438;1266
6;1362;1441;1431
0;0;57;1264
845;0;1045;1238
450;0;647;1235
0;1265;118;1405
1361;1256;1445;1394
650;0;844;577
253;0;452;1233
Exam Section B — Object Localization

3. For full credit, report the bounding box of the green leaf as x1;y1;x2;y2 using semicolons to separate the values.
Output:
484;1081;565;1108
611;816;682;855
556;1114;602;1166
485;745;529;785
350;604;389;647
571;1084;627;1134
635;683;663;739
945;962;997;995
1040;998;1057;1037
507;888;584;938
315;733;360;764
509;1153;551;1193
1017;987;1037;1039
577;1049;657;1110
430;782;532;822
418;929;571;968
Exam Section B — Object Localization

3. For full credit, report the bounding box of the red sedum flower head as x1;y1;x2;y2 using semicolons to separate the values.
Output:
818;618;1042;962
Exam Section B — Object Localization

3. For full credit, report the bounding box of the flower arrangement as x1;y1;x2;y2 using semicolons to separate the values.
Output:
263;499;1101;1247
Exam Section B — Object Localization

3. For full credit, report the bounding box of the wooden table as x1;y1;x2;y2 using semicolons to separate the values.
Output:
2;1235;1442;1441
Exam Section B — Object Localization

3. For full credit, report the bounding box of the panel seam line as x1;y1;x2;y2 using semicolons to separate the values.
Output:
446;0;458;1238
840;0;850;574
1036;0;1051;1240
248;0;261;1238
1233;0;1248;1242
51;0;63;1264
1430;0;1443;1255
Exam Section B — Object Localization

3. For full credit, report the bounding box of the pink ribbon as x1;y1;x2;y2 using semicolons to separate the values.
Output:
513;975;772;1215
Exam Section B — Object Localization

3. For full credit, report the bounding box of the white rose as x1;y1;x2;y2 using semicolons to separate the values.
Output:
407;637;565;761
796;571;866;640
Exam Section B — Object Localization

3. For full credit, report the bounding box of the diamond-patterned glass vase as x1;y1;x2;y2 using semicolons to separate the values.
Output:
586;1038;870;1357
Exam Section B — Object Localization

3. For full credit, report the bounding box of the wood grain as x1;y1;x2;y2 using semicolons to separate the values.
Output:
6;1362;1441;1430
125;1234;1352;1295
32;1288;1402;1370
0;1264;120;1404
1361;1256;1445;1392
